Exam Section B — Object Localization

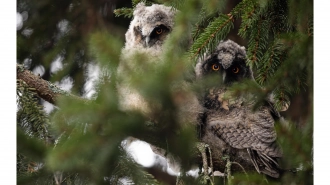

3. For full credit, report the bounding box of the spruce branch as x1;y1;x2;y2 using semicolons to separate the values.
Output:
17;64;86;105
234;0;258;37
189;13;234;59
256;39;285;85
132;0;148;7
17;80;50;140
272;85;291;112
247;17;262;67
116;152;160;185
113;8;133;18
231;0;257;19
167;0;186;10
16;65;179;157
16;0;313;184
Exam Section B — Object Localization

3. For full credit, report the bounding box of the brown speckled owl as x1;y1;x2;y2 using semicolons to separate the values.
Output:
195;40;282;178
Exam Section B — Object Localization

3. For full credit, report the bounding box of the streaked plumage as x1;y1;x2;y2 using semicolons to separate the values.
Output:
195;40;282;178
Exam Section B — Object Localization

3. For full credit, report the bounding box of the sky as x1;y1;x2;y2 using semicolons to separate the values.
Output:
2;1;330;184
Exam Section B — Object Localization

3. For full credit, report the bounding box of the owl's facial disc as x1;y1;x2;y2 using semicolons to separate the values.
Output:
223;59;252;84
202;56;226;85
204;56;247;85
145;24;170;47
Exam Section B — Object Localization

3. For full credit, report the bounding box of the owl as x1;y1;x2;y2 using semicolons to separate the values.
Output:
117;2;186;173
122;2;177;57
117;2;178;115
117;3;205;175
195;40;282;178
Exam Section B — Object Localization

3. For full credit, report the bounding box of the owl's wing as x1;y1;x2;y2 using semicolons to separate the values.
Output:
247;148;281;178
209;106;282;177
248;106;282;156
210;106;281;156
248;107;282;178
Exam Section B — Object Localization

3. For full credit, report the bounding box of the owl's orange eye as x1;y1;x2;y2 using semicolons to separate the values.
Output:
212;64;220;71
156;28;163;34
232;67;239;73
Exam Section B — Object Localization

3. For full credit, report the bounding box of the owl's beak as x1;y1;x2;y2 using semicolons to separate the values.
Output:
222;71;227;83
145;36;151;47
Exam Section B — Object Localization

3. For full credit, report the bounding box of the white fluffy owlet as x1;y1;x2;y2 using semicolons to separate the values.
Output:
122;2;177;57
117;3;178;115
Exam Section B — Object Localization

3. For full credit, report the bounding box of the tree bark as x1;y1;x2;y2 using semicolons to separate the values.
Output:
17;64;84;105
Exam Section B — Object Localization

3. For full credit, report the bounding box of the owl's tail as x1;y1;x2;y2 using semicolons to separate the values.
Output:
247;148;281;178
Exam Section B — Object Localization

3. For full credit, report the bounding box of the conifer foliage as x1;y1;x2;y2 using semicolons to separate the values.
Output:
17;0;313;184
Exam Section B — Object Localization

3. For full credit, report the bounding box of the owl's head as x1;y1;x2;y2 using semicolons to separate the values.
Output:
125;3;177;51
195;40;253;85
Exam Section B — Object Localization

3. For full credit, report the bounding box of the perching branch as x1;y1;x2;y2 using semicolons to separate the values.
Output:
16;64;85;105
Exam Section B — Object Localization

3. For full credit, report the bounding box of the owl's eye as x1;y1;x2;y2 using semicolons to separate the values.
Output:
212;64;220;71
155;28;163;35
232;67;240;73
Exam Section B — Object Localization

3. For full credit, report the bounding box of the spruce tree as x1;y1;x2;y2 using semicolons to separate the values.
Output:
17;0;313;184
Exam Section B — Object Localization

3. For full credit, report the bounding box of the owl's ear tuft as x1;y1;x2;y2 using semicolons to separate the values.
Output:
133;2;146;16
